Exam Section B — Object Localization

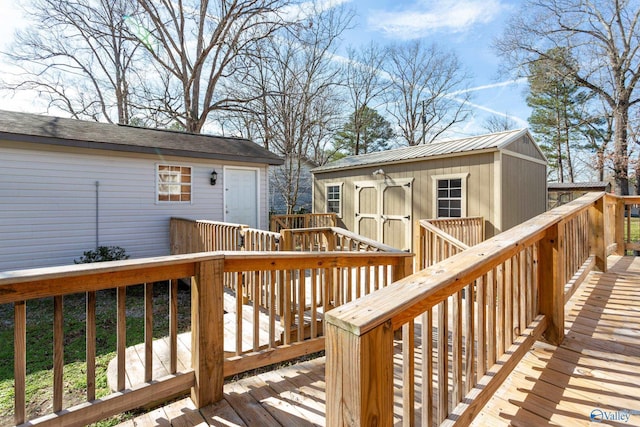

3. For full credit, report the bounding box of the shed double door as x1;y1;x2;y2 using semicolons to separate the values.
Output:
354;178;413;251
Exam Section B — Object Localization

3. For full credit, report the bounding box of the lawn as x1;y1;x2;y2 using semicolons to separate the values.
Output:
0;282;192;426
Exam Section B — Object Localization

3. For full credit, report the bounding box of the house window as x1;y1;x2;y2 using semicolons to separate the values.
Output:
437;178;462;218
326;184;342;216
157;165;191;202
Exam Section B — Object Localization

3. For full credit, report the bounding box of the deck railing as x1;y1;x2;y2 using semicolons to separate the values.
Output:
424;216;484;247
325;192;609;425
417;220;470;269
614;196;640;253
280;226;403;252
221;251;412;378
170;220;402;318
269;213;337;232
170;218;245;253
0;250;412;426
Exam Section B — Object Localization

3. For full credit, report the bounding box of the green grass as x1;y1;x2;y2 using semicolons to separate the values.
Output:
0;282;192;426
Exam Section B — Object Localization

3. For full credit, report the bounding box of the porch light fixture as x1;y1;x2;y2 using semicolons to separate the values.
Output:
210;170;218;186
372;168;385;176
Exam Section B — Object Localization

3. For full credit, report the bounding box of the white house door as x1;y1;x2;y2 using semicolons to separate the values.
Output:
225;168;259;228
354;178;413;251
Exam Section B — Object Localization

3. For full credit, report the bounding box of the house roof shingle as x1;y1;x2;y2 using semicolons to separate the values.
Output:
312;128;537;173
0;110;283;165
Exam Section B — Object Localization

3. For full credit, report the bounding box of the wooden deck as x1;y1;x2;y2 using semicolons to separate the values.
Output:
117;256;640;426
472;255;640;426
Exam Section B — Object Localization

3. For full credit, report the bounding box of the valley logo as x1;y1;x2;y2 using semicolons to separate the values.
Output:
590;408;639;423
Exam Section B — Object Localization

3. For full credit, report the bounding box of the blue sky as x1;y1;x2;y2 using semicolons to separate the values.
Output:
341;0;529;136
0;0;530;137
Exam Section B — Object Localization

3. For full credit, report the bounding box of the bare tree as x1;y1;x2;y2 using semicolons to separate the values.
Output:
227;3;352;213
3;0;144;123
342;42;389;154
134;0;292;133
384;40;471;146
482;114;519;133
496;0;640;194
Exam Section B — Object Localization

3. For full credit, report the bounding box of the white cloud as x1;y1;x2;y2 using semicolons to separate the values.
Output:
0;0;25;50
367;0;509;39
280;0;352;22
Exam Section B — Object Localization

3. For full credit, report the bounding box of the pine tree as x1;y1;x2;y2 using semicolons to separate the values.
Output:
333;106;393;157
526;48;591;183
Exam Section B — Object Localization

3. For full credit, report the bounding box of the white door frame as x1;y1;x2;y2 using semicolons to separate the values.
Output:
354;177;413;250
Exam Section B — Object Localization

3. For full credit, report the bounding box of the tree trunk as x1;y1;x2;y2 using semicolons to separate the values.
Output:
596;149;605;182
555;121;564;182
613;106;629;195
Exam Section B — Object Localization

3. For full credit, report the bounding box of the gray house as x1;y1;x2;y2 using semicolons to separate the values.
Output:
269;157;316;214
0;110;282;271
312;129;547;251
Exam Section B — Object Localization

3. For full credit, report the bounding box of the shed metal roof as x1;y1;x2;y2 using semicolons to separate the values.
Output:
547;181;610;190
312;128;536;173
0;110;283;165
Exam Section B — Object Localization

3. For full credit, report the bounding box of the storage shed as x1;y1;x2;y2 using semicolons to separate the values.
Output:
312;129;547;251
0;110;282;271
547;181;611;209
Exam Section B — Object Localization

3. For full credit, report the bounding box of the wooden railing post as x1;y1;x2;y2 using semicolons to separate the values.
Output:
280;229;293;251
589;196;606;272
538;221;565;345
325;320;394;426
393;256;414;282
615;197;625;255
191;256;224;407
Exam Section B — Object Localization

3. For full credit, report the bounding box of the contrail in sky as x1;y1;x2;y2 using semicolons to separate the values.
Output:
449;78;528;96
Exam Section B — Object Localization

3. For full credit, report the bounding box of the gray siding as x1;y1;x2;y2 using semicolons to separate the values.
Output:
0;141;268;271
501;154;547;231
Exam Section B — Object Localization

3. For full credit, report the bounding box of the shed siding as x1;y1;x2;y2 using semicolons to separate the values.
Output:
501;154;547;231
313;152;497;250
502;135;546;162
0;141;268;271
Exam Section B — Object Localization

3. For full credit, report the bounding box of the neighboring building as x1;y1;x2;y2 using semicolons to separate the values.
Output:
0;110;282;271
269;157;316;214
312;129;547;251
548;181;611;209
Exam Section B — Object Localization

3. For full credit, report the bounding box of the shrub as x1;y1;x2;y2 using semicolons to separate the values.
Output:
74;246;130;264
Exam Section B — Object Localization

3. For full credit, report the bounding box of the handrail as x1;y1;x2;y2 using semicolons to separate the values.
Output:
325;191;607;425
270;213;337;232
281;226;405;253
0;249;413;426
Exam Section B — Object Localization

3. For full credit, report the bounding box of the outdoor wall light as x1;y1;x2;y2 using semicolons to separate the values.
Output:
210;170;218;186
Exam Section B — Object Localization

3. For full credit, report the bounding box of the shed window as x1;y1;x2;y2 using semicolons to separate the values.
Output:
437;178;462;218
326;184;342;216
157;165;191;202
